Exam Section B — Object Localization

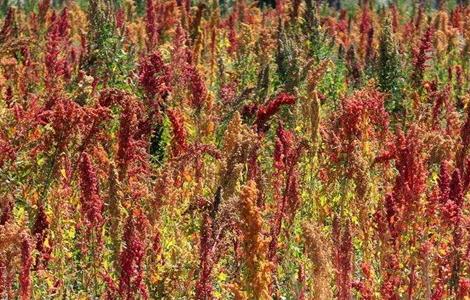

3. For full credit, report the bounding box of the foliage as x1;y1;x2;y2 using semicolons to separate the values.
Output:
0;0;469;299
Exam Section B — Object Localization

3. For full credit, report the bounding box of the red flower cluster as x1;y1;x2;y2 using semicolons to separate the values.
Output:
138;51;172;101
412;26;434;85
195;212;215;300
45;9;70;90
333;218;353;300
119;211;148;299
79;152;103;229
145;0;157;50
255;93;296;133
167;108;188;156
184;65;207;110
19;234;32;300
268;124;304;289
32;205;50;266
117;98;138;180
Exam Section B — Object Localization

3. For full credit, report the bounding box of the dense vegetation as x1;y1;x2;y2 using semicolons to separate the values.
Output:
0;0;469;299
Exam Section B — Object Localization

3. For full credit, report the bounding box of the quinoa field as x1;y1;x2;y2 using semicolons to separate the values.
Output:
0;0;470;299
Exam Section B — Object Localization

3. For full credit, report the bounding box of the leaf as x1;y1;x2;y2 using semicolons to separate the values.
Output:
217;272;228;282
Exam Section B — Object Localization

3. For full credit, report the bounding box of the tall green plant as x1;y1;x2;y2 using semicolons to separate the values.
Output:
377;17;403;112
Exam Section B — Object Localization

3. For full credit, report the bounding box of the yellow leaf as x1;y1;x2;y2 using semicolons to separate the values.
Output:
217;272;228;282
